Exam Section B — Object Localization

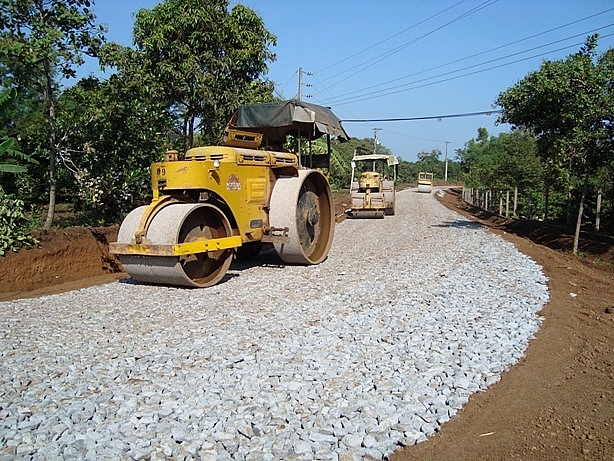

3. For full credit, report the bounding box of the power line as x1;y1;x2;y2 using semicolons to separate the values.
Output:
318;0;500;91
342;110;502;123
314;0;468;75
314;8;614;102
324;28;614;106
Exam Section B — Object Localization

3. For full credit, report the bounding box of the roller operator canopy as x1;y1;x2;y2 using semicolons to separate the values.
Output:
227;100;351;146
351;153;399;166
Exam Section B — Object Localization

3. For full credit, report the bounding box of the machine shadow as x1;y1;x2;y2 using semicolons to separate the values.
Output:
229;244;285;272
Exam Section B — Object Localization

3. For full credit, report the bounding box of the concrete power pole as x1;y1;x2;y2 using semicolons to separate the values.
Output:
444;140;450;182
297;67;312;101
372;127;382;154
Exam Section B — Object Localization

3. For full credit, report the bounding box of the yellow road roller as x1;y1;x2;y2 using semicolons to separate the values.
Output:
346;152;398;218
109;100;349;288
417;171;434;193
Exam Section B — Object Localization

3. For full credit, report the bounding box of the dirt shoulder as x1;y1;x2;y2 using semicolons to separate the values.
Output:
0;189;613;461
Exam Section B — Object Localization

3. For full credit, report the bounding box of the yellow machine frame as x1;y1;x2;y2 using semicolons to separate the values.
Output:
109;146;299;258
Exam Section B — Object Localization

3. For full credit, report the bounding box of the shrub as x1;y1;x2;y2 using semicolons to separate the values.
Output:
0;186;38;255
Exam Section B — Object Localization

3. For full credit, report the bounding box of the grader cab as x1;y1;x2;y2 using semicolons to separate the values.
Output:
109;100;349;288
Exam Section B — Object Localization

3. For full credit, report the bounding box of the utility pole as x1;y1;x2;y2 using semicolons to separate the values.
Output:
297;67;312;101
372;127;382;154
444;140;450;182
298;67;302;100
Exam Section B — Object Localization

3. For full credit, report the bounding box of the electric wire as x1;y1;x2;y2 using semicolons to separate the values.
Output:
323;28;614;106
313;0;467;75
341;109;502;123
318;0;500;91
314;8;614;101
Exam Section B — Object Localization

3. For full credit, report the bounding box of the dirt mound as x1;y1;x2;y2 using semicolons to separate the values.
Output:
0;226;124;301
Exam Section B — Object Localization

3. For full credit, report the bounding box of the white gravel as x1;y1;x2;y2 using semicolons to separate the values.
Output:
0;188;549;460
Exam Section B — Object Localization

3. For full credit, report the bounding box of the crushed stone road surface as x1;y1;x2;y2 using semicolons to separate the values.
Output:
0;189;548;460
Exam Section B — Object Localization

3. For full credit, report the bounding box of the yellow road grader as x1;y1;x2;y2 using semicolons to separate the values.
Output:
109;100;349;288
346;152;398;218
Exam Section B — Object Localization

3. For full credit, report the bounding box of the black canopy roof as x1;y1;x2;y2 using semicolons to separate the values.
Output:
227;100;350;146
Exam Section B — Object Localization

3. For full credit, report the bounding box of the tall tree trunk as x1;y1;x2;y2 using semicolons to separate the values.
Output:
573;174;589;255
595;186;602;232
43;63;57;230
544;183;549;221
183;113;195;150
189;114;194;149
565;183;573;228
182;116;188;151
187;113;195;150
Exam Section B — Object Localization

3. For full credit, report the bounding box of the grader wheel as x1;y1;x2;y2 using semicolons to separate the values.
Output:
116;203;234;288
269;169;335;265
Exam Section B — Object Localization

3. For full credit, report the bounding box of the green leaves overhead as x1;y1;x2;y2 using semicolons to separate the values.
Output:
0;87;38;174
496;35;613;175
496;35;614;252
0;0;106;83
0;0;107;229
113;0;277;149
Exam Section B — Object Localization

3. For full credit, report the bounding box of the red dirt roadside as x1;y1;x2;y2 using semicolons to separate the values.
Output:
0;189;612;460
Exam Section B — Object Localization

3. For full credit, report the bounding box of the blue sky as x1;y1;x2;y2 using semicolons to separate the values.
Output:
83;0;614;162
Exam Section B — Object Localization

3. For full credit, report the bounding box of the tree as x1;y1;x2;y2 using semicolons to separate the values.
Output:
497;36;614;252
102;0;277;151
416;149;441;162
415;149;442;178
0;0;106;229
492;131;541;189
0;87;39;253
456;128;490;187
54;76;172;223
0;87;37;174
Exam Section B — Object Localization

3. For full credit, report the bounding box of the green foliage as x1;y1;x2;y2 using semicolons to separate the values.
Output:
0;87;38;174
0;186;38;255
415;149;443;178
496;36;614;248
457;128;542;191
0;0;106;84
101;0;277;150
497;35;613;177
0;0;107;229
53;76;170;224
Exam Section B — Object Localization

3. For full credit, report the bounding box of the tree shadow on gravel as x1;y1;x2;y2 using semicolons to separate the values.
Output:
229;244;285;272
432;220;485;230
